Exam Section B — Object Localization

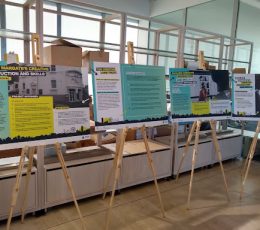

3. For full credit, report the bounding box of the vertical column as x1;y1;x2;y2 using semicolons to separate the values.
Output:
119;13;126;64
176;27;185;68
99;16;105;52
183;8;188;26
153;31;160;66
23;5;30;64
228;0;239;71
57;3;61;37
194;39;199;59
36;0;43;62
0;3;6;60
218;36;224;70
248;43;253;73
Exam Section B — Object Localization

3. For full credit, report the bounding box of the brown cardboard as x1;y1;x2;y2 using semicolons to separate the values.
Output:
43;39;82;67
82;51;109;71
232;68;246;74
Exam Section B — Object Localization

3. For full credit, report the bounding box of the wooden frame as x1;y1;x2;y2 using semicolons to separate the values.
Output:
6;143;86;230
240;120;260;199
175;120;229;209
103;125;165;230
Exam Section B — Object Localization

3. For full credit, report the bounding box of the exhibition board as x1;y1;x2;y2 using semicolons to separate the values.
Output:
0;64;90;150
232;74;260;120
169;68;231;122
92;62;168;131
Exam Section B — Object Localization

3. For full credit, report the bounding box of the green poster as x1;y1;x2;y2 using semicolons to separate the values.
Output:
0;80;9;139
121;64;167;121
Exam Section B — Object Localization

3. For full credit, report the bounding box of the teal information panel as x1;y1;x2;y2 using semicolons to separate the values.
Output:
0;80;9;139
92;63;168;131
121;64;167;121
170;68;231;122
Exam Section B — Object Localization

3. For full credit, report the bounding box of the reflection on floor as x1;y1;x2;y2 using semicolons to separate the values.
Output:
1;159;260;230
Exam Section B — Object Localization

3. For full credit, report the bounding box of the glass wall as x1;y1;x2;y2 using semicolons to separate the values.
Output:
153;9;185;25
236;2;260;73
186;0;234;37
0;0;255;71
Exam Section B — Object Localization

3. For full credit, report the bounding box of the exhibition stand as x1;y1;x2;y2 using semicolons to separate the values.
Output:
2;34;89;230
176;120;229;209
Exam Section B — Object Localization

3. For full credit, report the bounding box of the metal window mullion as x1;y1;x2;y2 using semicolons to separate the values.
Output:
228;0;239;71
99;13;106;52
119;13;126;64
23;5;30;64
153;31;160;66
248;43;253;73
57;3;61;37
0;3;6;60
218;36;224;70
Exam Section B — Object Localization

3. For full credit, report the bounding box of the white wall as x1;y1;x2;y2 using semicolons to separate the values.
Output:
150;0;212;17
77;0;151;17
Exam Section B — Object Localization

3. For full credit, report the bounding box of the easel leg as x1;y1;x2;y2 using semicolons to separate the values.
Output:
21;147;35;223
187;121;201;210
209;120;230;201
55;143;86;230
240;121;260;199
241;122;260;179
241;142;252;179
103;133;121;199
141;125;166;218
105;129;127;230
176;121;196;181
6;146;28;230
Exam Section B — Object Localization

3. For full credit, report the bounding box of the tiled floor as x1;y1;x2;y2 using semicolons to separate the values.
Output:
2;159;260;230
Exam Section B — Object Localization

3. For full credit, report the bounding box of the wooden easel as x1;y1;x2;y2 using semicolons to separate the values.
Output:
6;144;86;230
6;33;86;230
198;51;207;70
127;41;135;65
240;120;260;199
175;120;230;209
103;41;165;230
103;126;165;230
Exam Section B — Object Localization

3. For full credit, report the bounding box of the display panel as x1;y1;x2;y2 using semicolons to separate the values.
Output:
0;64;90;150
92;63;168;130
170;68;231;122
232;74;260;120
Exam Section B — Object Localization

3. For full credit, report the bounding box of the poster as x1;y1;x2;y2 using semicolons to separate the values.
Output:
170;68;231;121
232;74;260;120
0;65;90;150
92;63;168;130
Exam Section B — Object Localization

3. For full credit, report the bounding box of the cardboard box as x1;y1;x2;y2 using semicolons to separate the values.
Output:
43;39;82;67
82;51;109;72
232;68;246;74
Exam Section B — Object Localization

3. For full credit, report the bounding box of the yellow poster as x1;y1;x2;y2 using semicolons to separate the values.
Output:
192;102;210;115
9;97;54;138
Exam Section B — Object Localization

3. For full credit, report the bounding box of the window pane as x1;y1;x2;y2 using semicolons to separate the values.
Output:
62;5;101;19
30;9;36;33
44;12;57;35
62;15;100;41
44;1;57;10
126;27;138;45
105;23;120;44
6;5;23;31
6;39;24;63
106;50;119;63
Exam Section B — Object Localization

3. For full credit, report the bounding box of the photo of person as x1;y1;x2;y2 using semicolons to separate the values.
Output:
199;82;208;101
255;74;260;114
